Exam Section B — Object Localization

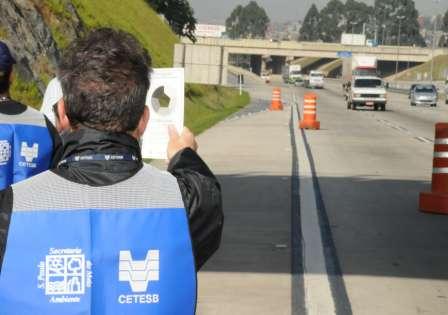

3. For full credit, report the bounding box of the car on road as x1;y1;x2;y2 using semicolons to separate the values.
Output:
305;71;325;89
408;84;418;99
410;84;438;107
346;76;387;111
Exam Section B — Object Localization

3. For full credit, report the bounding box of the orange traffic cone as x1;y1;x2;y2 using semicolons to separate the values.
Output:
269;88;283;111
420;123;448;214
299;93;320;130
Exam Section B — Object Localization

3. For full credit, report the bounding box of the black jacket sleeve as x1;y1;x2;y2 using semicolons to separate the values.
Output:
0;187;13;273
168;148;223;270
44;116;63;168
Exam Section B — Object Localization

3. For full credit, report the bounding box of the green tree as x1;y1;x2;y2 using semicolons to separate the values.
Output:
439;10;448;47
374;0;425;46
442;10;448;32
319;0;345;42
343;0;374;37
299;4;321;41
146;0;197;42
226;1;270;39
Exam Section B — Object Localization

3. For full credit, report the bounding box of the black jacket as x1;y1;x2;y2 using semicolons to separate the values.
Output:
0;127;223;271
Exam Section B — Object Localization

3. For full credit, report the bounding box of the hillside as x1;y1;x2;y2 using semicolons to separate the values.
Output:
0;0;250;134
393;55;448;81
70;0;177;67
0;0;178;107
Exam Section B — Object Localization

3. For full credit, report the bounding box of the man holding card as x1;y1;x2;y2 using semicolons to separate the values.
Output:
0;28;223;314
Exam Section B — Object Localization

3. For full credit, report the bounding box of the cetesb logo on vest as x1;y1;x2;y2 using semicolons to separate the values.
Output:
118;250;160;304
0;140;11;165
37;248;92;304
19;141;39;168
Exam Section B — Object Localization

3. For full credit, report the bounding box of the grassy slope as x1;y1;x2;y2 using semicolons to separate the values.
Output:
71;0;177;67
318;59;342;76
395;55;448;81
185;84;250;135
68;0;251;133
291;57;321;68
10;0;177;107
9;0;250;132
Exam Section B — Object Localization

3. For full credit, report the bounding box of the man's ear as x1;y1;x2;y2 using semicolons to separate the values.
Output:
57;99;71;132
8;69;14;84
135;106;150;138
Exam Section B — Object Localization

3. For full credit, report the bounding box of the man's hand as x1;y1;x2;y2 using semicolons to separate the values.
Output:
167;125;198;160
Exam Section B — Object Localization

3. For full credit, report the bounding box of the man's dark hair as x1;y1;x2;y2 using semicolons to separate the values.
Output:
58;28;151;132
0;68;11;94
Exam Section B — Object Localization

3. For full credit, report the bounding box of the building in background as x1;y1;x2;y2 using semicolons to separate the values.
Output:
266;21;302;41
195;24;226;38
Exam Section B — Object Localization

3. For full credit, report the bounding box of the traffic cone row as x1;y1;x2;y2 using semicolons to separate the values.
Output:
268;88;321;130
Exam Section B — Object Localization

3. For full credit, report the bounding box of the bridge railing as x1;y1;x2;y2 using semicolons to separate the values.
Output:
183;37;448;59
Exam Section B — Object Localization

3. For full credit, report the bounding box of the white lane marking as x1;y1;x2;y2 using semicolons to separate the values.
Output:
372;117;434;145
416;136;433;144
292;102;336;315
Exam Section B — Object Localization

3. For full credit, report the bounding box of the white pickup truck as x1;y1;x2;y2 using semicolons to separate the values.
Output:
346;76;387;111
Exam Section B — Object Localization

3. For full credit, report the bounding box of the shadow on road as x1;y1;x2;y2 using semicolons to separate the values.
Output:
201;173;448;282
202;174;292;274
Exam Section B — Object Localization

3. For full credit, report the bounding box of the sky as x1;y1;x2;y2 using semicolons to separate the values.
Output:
189;0;448;24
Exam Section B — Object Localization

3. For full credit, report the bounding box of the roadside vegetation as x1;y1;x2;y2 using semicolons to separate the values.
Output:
71;0;177;68
185;84;250;135
10;78;42;108
6;0;250;133
300;0;424;46
394;55;448;81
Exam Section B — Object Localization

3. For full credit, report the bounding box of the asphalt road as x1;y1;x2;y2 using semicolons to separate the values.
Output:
297;80;448;314
153;76;448;314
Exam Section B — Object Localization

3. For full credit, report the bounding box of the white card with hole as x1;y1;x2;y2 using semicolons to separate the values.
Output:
141;68;185;160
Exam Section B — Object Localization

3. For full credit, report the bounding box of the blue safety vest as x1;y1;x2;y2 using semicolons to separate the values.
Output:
0;167;197;315
0;107;53;190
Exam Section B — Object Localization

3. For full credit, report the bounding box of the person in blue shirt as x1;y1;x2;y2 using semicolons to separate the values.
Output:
0;41;61;189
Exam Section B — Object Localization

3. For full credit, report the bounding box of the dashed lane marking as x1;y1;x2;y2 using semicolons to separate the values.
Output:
371;117;433;145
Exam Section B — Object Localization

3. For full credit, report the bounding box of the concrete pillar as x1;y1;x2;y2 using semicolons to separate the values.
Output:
261;57;267;73
250;55;262;75
220;48;229;86
173;43;186;68
271;56;286;74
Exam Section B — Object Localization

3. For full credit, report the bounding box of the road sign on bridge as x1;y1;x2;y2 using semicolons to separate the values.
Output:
337;51;353;58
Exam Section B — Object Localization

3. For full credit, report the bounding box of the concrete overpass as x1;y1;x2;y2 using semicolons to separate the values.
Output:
174;37;448;85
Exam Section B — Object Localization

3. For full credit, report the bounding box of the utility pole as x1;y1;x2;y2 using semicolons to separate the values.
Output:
350;21;357;46
430;15;438;82
431;0;441;82
395;16;405;76
374;24;378;45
